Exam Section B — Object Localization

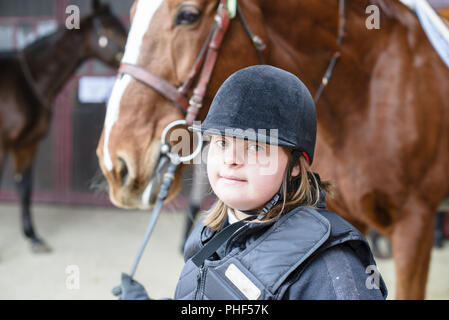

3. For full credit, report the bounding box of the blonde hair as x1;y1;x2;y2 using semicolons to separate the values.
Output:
204;153;333;231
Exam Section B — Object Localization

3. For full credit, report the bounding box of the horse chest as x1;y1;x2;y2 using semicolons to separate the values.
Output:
4;101;52;147
21;107;52;145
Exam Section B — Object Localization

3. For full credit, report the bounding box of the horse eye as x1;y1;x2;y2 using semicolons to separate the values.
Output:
175;6;201;25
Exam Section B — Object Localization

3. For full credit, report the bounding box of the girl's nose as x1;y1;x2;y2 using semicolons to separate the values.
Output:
223;143;244;165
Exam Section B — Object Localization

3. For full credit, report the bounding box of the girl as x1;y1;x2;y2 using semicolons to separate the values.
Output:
114;65;388;300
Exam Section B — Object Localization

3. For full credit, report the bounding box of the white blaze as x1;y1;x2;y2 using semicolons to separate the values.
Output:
103;0;164;171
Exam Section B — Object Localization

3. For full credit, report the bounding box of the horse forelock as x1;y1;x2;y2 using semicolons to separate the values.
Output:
103;0;164;172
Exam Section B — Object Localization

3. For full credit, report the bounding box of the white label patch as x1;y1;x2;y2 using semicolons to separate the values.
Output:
225;264;261;300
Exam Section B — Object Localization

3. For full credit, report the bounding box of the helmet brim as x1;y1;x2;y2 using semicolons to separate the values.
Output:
189;123;297;148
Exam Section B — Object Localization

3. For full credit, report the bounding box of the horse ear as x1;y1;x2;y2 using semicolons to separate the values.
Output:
92;0;110;14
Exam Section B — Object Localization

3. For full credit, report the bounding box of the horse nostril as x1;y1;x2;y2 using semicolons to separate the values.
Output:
117;157;129;186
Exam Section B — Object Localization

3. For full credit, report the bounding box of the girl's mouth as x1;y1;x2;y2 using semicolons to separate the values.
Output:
219;175;246;182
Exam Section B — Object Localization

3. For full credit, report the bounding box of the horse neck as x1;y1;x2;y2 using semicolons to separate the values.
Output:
22;18;93;105
260;0;406;104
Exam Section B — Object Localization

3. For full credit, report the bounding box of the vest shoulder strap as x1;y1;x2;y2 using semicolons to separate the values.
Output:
238;207;331;293
237;207;369;294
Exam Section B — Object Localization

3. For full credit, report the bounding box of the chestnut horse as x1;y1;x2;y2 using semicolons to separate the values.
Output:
0;0;127;252
96;0;449;299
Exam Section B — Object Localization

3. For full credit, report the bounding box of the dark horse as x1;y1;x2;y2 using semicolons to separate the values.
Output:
0;0;127;253
96;0;449;299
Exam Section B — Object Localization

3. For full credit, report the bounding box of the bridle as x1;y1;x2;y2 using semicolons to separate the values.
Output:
118;0;266;126
118;0;346;127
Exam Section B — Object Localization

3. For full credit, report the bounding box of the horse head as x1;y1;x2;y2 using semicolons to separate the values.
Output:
85;0;128;68
96;0;266;209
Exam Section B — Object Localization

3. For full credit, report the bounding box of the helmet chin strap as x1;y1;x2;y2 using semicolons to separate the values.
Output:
239;149;302;219
238;192;282;219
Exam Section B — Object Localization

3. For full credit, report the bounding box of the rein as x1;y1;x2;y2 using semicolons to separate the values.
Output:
314;0;346;103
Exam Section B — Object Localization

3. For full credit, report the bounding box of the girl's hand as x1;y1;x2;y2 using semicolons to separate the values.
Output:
112;273;151;300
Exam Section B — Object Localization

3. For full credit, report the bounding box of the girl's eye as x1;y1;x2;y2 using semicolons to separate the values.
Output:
215;139;228;148
249;144;264;152
175;6;202;25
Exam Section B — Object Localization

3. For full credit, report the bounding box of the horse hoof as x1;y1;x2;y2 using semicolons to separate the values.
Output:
30;240;52;254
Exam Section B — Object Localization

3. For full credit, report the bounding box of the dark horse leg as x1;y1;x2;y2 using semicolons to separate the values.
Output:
0;147;4;261
434;211;445;248
15;164;51;253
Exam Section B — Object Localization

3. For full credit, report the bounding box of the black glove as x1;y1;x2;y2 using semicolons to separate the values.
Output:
112;273;150;300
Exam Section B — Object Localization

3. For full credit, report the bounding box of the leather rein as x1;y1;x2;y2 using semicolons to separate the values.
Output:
118;0;346;126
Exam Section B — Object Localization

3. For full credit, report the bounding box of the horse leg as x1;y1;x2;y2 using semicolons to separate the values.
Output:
0;145;5;260
12;146;51;253
0;146;5;186
434;211;444;248
390;196;435;299
15;164;51;253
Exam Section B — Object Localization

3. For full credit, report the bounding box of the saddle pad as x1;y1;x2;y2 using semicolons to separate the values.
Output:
400;0;449;68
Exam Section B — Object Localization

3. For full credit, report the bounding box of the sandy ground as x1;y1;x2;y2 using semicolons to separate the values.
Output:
0;202;448;300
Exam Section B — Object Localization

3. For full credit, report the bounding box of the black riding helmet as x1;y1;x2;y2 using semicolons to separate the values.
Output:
191;65;317;216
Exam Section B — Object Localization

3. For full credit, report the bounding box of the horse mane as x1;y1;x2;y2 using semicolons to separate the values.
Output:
22;15;95;72
24;28;66;54
0;24;66;59
23;13;97;57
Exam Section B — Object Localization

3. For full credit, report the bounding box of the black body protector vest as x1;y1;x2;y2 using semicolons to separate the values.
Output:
174;204;386;300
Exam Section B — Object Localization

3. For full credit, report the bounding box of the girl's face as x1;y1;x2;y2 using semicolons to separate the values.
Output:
207;135;292;211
